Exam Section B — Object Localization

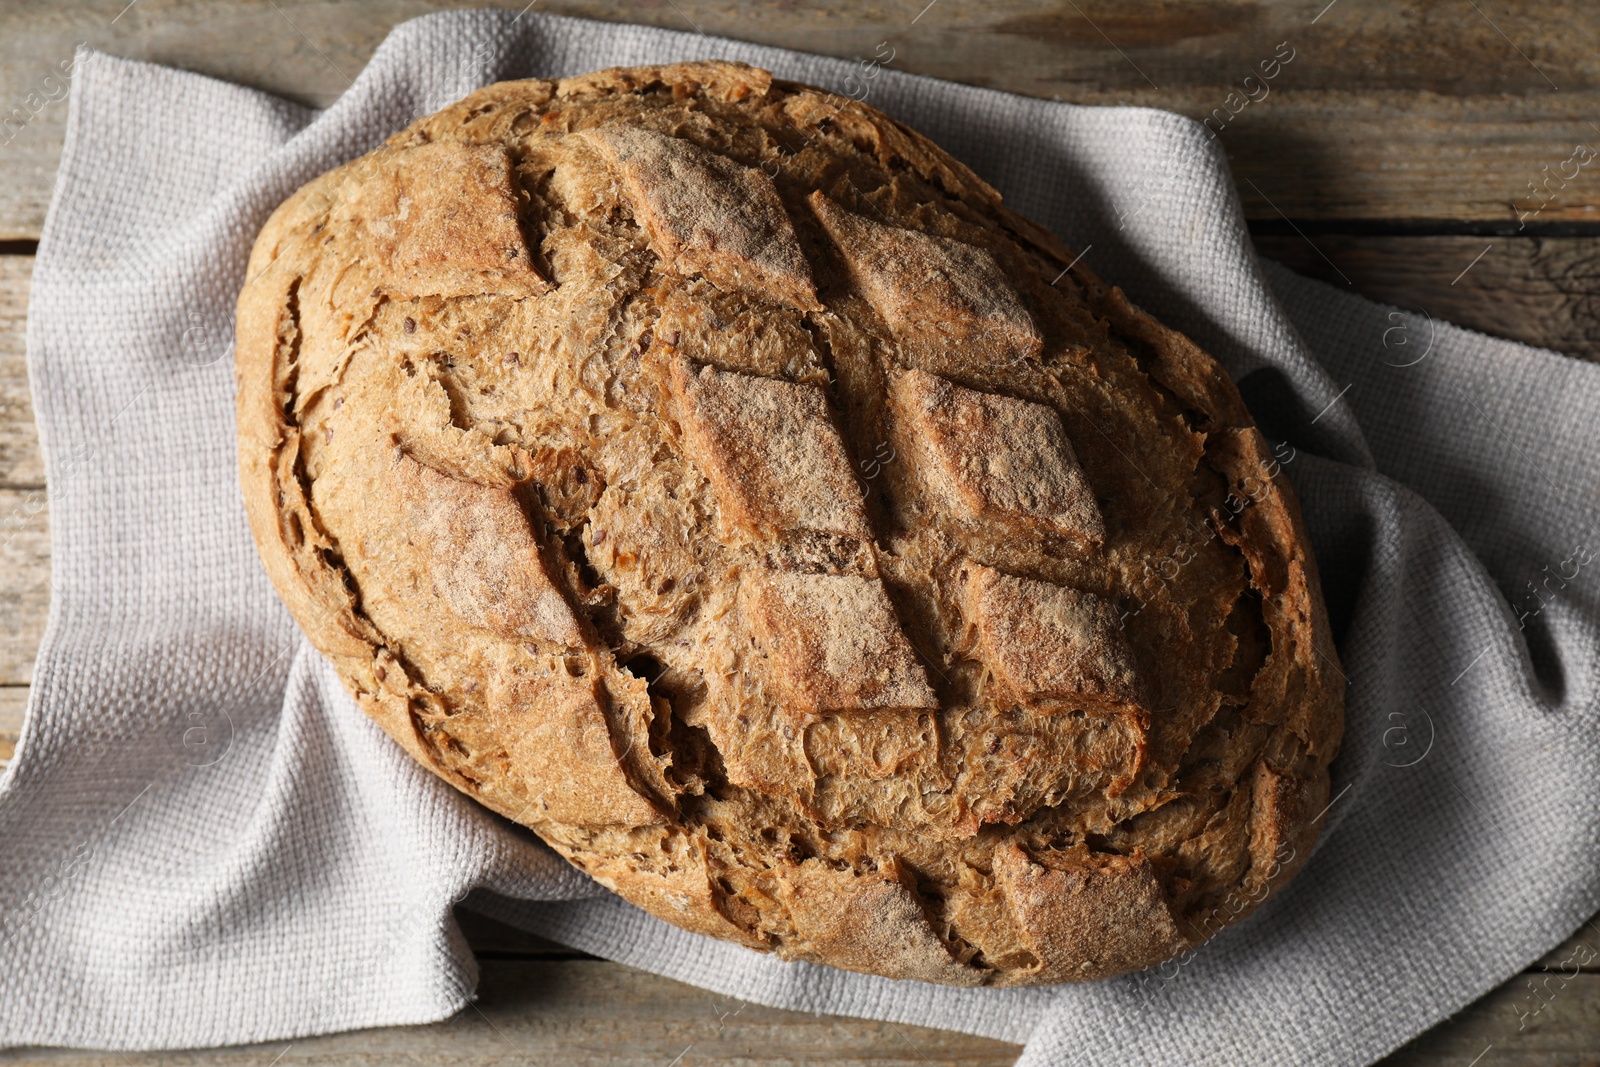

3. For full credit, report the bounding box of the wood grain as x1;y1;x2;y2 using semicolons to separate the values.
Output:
5;2;1600;1049
0;958;1022;1065
6;0;1600;238
1382;971;1600;1067
1534;915;1600;976
0;256;40;489
1;959;1598;1065
0;489;49;687
0;685;25;765
1253;234;1600;360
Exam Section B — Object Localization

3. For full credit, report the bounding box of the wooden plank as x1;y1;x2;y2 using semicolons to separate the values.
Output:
19;233;1598;690
1534;915;1600;973
7;0;1600;237
0;685;25;765
2;959;1599;1065
0;732;1583;1067
1382;971;1600;1067
0;489;48;687
1253;235;1600;361
0;256;40;488
0;958;1022;1065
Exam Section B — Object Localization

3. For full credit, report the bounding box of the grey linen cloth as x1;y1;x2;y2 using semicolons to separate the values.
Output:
4;9;1598;1064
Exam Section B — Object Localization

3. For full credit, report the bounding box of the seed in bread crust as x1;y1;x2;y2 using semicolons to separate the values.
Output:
235;60;1344;987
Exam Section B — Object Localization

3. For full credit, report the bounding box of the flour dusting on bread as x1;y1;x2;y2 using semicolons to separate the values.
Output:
236;61;1343;985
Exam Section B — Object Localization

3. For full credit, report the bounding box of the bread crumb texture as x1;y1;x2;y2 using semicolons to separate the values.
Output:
235;61;1344;986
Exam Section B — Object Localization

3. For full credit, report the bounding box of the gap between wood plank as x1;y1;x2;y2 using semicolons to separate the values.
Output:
1248;219;1600;238
8;0;1600;241
3;224;1600;1054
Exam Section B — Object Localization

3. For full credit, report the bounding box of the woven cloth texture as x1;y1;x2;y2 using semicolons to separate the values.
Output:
3;11;1598;1065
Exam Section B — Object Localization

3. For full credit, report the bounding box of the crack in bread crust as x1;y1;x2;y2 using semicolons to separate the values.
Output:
235;60;1344;987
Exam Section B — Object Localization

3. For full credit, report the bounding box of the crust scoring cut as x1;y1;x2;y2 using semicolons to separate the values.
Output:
349;141;548;298
667;357;871;543
890;366;1104;548
445;665;664;829
774;859;985;985
237;60;1344;989
809;191;1042;368
388;451;585;647
961;564;1144;720
992;843;1189;982
583;126;820;311
740;569;937;713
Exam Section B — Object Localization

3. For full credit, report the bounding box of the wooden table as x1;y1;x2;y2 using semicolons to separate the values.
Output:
3;2;1600;1062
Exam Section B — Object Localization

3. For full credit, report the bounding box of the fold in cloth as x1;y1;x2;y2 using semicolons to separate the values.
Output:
3;10;1597;1065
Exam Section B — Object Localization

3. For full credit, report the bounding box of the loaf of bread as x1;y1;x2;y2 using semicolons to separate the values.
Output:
235;60;1344;986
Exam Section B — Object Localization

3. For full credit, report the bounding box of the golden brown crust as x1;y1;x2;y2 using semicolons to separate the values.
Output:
740;569;937;713
809;191;1042;369
773;859;985;986
960;563;1145;721
383;451;583;646
666;357;871;542
991;843;1190;982
345;141;550;299
582;127;820;312
236;60;1344;987
889;366;1105;549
